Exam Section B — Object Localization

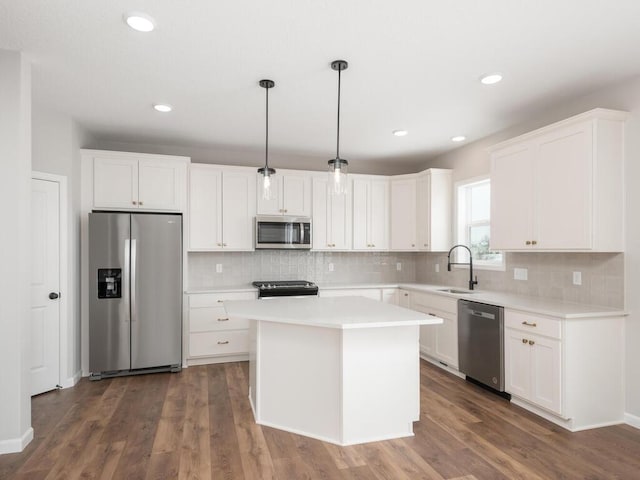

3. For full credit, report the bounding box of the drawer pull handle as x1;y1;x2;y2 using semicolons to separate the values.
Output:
528;340;535;345
217;340;229;345
522;321;537;327
522;338;528;344
217;300;224;303
217;318;229;322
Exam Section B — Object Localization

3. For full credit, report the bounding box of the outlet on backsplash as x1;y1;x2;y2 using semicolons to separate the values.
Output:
328;263;334;272
396;262;402;271
216;264;223;274
573;271;582;285
514;268;528;281
435;264;440;273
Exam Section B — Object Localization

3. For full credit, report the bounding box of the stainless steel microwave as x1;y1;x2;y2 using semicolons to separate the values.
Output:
255;216;312;249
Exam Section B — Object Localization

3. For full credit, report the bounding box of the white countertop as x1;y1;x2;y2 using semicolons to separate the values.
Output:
186;282;626;319
223;296;443;329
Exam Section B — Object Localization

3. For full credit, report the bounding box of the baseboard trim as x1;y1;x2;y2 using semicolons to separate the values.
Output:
0;427;34;455
625;412;640;429
60;370;82;389
419;353;465;379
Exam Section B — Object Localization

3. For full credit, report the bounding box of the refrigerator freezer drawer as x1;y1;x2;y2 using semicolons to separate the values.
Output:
189;330;249;357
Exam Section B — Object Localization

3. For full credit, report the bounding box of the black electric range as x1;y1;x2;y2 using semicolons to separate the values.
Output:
252;280;319;298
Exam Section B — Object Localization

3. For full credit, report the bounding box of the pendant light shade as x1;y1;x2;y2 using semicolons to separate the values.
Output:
328;60;349;195
258;79;276;200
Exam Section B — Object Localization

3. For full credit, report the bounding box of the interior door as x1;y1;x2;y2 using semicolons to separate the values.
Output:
30;178;60;395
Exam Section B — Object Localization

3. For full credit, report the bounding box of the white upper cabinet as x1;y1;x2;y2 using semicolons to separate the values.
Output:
90;151;188;211
352;176;389;251
416;169;452;252
312;176;352;250
256;170;312;217
490;108;628;252
390;169;452;252
189;164;256;251
390;177;417;250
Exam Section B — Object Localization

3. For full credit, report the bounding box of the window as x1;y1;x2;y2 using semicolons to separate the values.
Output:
456;177;504;270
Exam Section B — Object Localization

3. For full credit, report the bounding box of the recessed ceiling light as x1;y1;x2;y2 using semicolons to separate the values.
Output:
451;135;466;142
153;104;172;113
480;73;503;85
124;12;156;32
392;130;408;137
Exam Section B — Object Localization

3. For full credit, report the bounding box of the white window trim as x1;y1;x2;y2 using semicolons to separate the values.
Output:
454;175;506;272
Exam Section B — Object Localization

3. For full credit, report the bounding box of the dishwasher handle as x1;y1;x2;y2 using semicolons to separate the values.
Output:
468;309;496;320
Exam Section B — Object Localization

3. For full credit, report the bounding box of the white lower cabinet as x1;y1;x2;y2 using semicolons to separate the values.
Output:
187;291;256;364
397;289;411;308
504;308;625;431
382;288;398;305
505;325;562;414
409;291;458;369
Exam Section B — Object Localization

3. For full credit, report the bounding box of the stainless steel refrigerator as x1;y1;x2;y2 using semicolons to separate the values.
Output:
89;212;182;379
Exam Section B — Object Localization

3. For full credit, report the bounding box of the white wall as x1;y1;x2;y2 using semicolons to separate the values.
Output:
422;75;640;422
0;49;33;453
32;105;87;385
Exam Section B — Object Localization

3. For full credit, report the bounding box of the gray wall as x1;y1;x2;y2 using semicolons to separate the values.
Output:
0;49;32;451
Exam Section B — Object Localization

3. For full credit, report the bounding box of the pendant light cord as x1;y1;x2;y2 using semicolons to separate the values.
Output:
336;67;341;160
265;85;269;170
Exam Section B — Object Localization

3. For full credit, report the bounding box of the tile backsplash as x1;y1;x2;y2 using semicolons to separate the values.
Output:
416;252;624;308
188;251;417;287
188;251;624;308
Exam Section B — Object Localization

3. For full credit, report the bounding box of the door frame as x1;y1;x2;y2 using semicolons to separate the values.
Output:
31;171;68;389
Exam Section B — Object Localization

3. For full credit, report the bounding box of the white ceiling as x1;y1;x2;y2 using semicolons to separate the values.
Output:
2;0;640;171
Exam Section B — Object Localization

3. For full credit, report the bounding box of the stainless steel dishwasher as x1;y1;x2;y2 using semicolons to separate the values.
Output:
458;299;508;396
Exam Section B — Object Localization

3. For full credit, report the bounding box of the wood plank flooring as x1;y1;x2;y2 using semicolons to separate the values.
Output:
2;360;639;479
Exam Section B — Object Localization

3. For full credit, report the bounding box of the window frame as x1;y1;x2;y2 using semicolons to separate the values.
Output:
454;175;505;271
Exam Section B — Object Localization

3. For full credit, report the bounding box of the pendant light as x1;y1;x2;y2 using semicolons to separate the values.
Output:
328;60;349;195
257;79;276;200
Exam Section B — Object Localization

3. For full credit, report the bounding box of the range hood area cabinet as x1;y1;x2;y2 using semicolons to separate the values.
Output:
256;170;312;217
352;175;389;251
86;150;189;212
390;169;452;252
188;164;256;251
489;108;628;252
312;175;353;251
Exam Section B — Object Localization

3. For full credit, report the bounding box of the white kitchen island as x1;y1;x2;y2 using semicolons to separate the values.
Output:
224;296;442;446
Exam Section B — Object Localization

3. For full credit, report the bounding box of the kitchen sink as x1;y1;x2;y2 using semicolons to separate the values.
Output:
436;288;476;295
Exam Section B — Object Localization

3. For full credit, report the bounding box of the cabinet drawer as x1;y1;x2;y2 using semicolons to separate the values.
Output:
505;310;562;340
189;291;256;308
189;330;249;357
189;306;249;333
410;291;457;315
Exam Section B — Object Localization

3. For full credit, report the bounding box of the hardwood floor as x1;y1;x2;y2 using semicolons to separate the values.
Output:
2;360;639;479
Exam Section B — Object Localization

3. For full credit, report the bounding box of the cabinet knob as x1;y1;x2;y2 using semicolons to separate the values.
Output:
217;300;224;303
372;244;375;248
531;240;537;246
132;201;137;205
525;240;531;245
217;318;229;322
284;209;288;213
404;293;409;297
528;340;535;345
222;243;227;247
522;338;528;344
217;243;222;246
424;244;428;247
411;244;415;247
217;340;229;345
139;201;144;206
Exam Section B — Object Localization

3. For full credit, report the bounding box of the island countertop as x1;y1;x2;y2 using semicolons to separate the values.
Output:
224;296;442;330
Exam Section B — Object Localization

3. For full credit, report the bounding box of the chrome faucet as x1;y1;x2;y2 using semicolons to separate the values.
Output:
447;244;478;291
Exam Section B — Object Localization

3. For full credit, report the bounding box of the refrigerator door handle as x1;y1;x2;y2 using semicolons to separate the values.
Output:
131;238;137;324
124;238;131;323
